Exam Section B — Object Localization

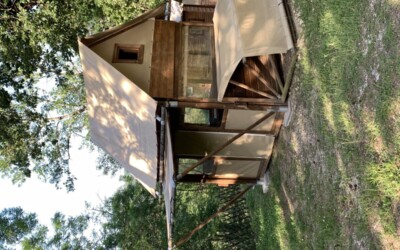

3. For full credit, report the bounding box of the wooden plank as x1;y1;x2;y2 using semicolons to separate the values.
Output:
220;109;228;128
179;175;258;184
182;5;214;23
176;155;264;161
174;23;183;98
174;185;254;247
255;55;278;95
170;100;288;111
281;49;297;102
177;125;275;135
181;21;213;27
271;112;285;136
257;159;268;179
174;97;287;106
176;112;274;180
150;20;176;98
268;56;284;92
221;97;285;105
244;62;281;98
229;80;276;99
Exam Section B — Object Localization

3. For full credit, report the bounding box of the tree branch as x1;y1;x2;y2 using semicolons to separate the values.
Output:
46;107;86;121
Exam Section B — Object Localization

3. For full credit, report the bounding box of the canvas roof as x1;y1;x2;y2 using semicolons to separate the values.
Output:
80;3;166;47
213;0;294;101
79;41;159;196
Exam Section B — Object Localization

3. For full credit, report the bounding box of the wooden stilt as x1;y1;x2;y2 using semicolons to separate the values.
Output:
280;50;297;102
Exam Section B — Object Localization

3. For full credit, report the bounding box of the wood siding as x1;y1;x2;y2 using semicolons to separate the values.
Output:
150;20;178;98
183;5;214;23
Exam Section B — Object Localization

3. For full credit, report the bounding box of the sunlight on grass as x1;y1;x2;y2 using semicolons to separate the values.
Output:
247;0;399;248
321;95;336;132
388;0;400;6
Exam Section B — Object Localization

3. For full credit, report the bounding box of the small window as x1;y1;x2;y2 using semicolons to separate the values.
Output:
178;158;215;175
113;44;144;64
182;108;223;127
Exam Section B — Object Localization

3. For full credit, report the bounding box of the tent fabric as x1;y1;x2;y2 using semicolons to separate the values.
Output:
80;3;165;47
163;117;175;249
213;0;294;101
79;41;159;196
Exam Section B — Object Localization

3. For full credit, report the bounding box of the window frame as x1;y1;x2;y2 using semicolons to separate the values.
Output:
112;43;144;64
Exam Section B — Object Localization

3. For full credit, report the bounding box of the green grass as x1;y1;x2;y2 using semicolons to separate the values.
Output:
247;0;400;248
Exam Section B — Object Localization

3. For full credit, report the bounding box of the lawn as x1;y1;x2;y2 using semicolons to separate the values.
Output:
247;0;400;249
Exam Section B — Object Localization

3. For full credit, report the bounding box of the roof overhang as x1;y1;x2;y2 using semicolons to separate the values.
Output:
213;0;294;101
79;41;159;196
80;3;166;47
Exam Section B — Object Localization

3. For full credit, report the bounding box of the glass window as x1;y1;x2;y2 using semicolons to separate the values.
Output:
178;158;215;175
183;108;210;125
179;26;214;98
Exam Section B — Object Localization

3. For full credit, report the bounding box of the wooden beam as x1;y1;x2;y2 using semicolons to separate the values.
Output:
221;97;284;105
271;112;285;136
220;109;228;129
181;21;214;27
171;99;288;110
243;62;281;98
174;185;254;248
229;80;277;99
178;175;258;185
167;96;288;105
268;56;284;92
281;50;298;102
176;112;274;180
177;125;275;135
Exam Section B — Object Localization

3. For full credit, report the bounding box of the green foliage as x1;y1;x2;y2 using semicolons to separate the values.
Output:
0;207;38;247
97;183;167;249
45;212;93;250
0;0;162;190
174;184;220;249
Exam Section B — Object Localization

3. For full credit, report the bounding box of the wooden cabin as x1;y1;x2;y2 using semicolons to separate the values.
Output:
79;0;295;247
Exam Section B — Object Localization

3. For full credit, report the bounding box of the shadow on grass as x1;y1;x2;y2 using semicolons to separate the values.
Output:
246;164;304;249
247;0;399;249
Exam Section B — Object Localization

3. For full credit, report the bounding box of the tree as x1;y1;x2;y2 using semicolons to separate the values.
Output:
94;180;167;249
0;0;162;190
0;207;38;247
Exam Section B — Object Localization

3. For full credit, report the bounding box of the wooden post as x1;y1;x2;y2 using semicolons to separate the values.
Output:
176;111;274;180
281;49;297;102
229;80;277;99
268;56;284;92
174;185;254;248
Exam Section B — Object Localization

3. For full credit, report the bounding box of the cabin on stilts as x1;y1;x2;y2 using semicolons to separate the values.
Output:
78;0;296;248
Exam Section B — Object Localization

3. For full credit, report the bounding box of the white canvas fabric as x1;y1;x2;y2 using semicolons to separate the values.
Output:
213;0;294;101
79;41;158;196
163;118;175;249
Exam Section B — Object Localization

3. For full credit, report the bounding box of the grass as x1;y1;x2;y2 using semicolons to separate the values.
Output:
247;0;400;249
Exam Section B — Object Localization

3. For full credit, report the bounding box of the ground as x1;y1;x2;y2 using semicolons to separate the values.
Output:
247;0;400;249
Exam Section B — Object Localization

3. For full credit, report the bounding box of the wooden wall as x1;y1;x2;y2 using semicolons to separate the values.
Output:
182;5;214;23
150;20;180;99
